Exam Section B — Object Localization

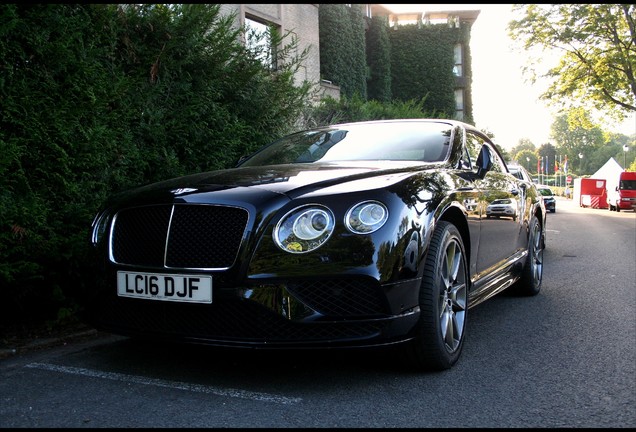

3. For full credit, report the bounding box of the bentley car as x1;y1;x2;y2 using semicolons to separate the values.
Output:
83;119;547;371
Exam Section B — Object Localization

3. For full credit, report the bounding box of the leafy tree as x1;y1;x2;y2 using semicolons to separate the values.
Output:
510;138;537;162
549;109;606;174
515;149;538;174
537;143;558;175
508;4;636;123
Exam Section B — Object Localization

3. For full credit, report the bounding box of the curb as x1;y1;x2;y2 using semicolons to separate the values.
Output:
0;329;99;360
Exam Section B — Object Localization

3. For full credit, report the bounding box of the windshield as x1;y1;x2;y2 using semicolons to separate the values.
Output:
620;179;636;190
239;122;453;167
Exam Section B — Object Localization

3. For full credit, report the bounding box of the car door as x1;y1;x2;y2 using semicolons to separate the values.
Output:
465;132;520;276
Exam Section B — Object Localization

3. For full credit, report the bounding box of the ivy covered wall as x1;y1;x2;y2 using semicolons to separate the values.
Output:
319;5;476;124
318;4;367;99
389;24;458;118
366;15;391;102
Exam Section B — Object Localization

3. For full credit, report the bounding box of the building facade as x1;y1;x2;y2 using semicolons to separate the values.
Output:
219;4;479;120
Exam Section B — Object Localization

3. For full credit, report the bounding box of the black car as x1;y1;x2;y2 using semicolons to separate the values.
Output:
84;119;547;371
537;185;556;213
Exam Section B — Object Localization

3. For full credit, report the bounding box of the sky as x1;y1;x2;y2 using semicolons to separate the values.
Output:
381;4;636;150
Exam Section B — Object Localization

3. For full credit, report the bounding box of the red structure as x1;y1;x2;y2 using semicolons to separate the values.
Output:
579;178;608;209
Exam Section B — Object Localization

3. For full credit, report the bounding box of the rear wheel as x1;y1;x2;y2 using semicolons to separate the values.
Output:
512;215;544;296
403;221;468;371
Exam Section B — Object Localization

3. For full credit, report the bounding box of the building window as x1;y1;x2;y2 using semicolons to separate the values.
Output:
245;16;276;70
455;89;464;120
453;43;463;77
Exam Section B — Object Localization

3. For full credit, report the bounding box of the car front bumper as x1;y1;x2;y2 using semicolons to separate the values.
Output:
81;271;423;349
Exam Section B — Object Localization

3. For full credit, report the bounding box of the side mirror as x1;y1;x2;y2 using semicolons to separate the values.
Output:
616;186;619;191
475;146;493;179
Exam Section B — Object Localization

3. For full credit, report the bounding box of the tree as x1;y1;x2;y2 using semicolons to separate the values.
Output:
537;143;557;175
549;109;606;173
510;138;537;162
515;149;537;174
508;4;636;123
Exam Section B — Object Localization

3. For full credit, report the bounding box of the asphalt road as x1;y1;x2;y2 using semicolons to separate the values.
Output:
1;196;634;428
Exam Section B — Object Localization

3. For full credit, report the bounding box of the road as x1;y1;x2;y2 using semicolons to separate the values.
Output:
1;196;634;428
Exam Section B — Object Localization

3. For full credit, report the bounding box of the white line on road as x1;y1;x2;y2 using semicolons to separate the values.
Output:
26;362;302;405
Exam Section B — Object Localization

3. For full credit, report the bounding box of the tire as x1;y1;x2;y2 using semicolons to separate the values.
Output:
403;221;468;371
511;215;544;296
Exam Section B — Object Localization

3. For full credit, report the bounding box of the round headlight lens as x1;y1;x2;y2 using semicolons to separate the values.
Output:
346;201;388;234
293;209;329;240
274;206;334;253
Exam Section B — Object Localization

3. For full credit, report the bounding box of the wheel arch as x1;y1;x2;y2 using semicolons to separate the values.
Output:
438;205;471;267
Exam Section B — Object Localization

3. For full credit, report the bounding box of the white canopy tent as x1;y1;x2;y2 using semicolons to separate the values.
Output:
591;157;624;193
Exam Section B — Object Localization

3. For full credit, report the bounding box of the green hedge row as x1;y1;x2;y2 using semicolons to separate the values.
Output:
0;4;312;330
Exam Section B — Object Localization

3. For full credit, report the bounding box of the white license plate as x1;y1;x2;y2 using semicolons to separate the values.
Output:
117;271;212;303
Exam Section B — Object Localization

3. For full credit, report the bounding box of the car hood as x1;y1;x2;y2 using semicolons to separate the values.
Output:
107;160;441;206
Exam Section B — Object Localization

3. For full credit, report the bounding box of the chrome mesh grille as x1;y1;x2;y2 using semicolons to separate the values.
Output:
111;204;248;269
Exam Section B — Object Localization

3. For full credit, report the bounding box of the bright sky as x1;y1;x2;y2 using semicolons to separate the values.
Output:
381;4;636;150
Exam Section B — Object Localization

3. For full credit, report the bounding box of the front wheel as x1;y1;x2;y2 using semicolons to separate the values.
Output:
403;221;468;371
511;215;544;296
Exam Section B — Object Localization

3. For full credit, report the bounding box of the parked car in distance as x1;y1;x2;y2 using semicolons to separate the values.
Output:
83;119;547;372
537;185;556;213
486;198;517;220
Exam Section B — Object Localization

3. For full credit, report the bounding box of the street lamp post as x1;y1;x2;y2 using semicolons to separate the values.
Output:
579;153;584;175
623;145;629;169
526;156;530;172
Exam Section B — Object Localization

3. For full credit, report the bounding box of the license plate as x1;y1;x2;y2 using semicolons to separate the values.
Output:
117;271;212;303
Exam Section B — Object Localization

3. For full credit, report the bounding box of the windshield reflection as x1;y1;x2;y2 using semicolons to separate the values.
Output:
240;121;453;167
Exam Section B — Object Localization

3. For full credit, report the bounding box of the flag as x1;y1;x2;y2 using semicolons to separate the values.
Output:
537;157;541;173
563;156;568;174
555;159;559;172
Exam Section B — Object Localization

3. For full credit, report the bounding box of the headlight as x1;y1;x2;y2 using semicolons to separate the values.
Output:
91;211;110;245
274;206;335;253
346;201;388;234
